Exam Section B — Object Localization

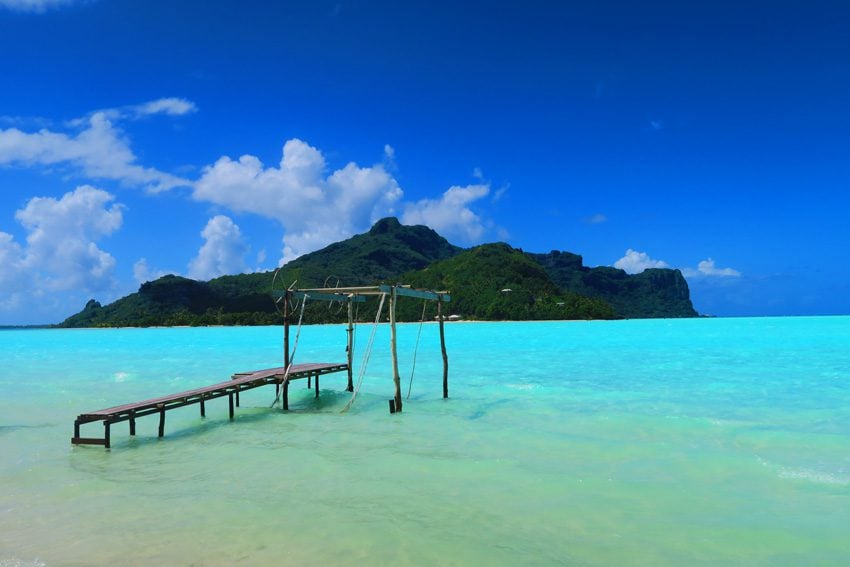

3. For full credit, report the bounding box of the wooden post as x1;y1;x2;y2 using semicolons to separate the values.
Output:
104;421;111;449
307;376;311;389
200;395;206;417
129;412;136;436
282;380;289;411
283;289;291;369
314;374;320;398
158;405;165;437
389;286;402;413
228;393;234;420
235;386;240;407
74;419;80;439
346;296;354;392
438;297;449;399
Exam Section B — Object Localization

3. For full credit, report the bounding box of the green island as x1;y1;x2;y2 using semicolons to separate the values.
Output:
59;217;697;327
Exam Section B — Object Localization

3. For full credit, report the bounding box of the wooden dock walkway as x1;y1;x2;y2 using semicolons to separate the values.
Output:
72;362;348;449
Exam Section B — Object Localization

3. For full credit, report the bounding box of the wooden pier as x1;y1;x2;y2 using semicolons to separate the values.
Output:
72;362;347;449
72;282;451;450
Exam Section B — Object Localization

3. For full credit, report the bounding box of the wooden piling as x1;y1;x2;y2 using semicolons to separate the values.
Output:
314;374;320;398
389;286;402;413
129;412;136;436
346;297;354;392
438;297;449;399
228;393;234;420
282;381;289;411
200;395;206;417
283;289;291;369
104;422;111;449
158;405;165;437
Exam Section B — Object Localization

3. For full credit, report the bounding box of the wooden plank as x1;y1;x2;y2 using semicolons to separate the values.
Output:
72;437;107;446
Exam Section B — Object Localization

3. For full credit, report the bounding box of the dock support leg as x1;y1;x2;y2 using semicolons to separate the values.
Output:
158;406;165;437
104;422;111;449
438;298;449;399
228;393;235;420
129;412;136;436
283;381;289;411
200;396;206;417
315;374;319;398
307;376;311;389
74;419;80;439
346;298;354;392
235;389;240;407
389;286;402;413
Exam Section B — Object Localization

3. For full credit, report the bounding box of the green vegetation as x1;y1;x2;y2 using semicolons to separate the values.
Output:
531;251;698;318
59;218;697;328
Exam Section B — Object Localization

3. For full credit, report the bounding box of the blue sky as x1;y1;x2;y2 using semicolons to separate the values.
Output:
1;0;849;324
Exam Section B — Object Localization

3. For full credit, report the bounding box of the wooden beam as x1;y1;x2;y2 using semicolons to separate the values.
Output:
378;285;451;302
288;290;365;303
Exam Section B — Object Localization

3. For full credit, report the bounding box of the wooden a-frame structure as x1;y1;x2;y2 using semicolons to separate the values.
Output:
275;284;451;413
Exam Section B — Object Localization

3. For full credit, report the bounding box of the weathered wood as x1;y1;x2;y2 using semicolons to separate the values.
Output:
72;437;107;446
104;422;111;449
346;298;354;392
282;381;289;411
389;286;402;412
283;290;290;369
286;290;366;303
438;299;449;399
314;374;319;398
228;393;234;420
72;361;350;448
235;386;240;407
378;284;451;302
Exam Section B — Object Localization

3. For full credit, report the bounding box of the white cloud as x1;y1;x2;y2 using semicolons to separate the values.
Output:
0;185;123;295
584;213;607;224
401;183;489;244
0;0;75;12
614;249;670;274
129;98;197;118
194;138;403;264
187;215;249;280
133;258;168;284
0;101;193;192
682;258;741;278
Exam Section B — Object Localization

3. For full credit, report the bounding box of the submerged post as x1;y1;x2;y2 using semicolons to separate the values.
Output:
389;285;402;412
438;296;448;398
346;296;354;392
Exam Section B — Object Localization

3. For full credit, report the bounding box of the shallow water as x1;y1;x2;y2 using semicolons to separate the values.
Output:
1;317;849;565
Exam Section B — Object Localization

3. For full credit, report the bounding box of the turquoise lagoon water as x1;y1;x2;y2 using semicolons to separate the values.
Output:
1;317;849;565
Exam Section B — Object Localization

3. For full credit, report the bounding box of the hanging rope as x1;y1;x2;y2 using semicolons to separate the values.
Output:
406;300;429;399
270;294;308;408
341;292;387;413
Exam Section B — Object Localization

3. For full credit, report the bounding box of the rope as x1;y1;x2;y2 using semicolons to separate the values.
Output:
270;294;308;408
406;300;428;399
341;292;387;413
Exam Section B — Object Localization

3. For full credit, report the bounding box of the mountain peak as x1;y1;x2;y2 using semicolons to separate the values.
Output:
369;217;402;235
